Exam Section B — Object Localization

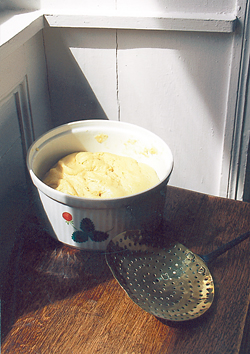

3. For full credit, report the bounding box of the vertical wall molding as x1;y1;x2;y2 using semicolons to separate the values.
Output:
0;76;35;286
224;0;250;200
115;30;121;121
14;76;35;157
0;75;35;181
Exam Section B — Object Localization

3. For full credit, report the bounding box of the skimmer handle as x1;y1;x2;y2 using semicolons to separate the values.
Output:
200;231;250;264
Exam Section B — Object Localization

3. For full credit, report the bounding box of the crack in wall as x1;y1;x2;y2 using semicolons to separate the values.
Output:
115;30;121;121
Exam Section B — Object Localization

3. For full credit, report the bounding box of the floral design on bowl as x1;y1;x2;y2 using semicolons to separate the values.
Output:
62;212;109;243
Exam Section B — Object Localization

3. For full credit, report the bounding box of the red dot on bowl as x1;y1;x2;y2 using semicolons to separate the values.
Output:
62;212;72;221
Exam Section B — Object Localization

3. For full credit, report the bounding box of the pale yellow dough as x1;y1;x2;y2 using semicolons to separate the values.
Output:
43;152;159;198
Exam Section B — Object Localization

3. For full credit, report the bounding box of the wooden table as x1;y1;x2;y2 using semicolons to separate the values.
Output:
1;186;250;354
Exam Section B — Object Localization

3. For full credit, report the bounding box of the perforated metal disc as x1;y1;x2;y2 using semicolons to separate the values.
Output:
105;230;214;322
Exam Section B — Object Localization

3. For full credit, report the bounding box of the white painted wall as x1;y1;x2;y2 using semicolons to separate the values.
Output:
116;0;237;14
1;0;250;282
117;30;233;195
0;30;52;284
0;0;237;14
43;23;238;197
43;27;117;126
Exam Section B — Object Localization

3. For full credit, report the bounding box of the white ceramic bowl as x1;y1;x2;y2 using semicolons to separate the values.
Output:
27;120;173;250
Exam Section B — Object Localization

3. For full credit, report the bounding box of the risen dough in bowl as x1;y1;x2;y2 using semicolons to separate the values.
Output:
43;151;160;199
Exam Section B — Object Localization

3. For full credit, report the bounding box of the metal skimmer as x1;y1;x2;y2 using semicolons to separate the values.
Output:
105;230;250;322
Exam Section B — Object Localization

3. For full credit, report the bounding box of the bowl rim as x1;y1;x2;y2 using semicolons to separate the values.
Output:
27;119;174;208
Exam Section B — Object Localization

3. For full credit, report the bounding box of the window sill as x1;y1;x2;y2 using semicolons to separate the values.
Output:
0;10;44;60
45;12;237;33
0;9;237;60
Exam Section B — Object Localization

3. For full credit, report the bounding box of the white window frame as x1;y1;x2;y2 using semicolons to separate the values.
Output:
1;0;250;200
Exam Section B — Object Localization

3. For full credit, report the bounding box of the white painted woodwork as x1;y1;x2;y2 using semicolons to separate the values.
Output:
1;0;250;281
219;1;250;201
43;27;117;126
0;2;248;199
0;31;52;137
0;0;237;14
116;30;234;196
0;10;44;57
0;91;30;277
0;30;52;283
42;19;244;198
45;14;237;33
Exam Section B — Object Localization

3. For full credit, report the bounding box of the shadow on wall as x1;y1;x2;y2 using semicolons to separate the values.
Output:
0;0;41;11
43;26;109;127
42;22;237;197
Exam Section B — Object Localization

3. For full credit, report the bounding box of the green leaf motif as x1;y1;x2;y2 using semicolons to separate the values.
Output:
71;217;110;243
80;218;95;233
72;230;88;243
90;230;109;242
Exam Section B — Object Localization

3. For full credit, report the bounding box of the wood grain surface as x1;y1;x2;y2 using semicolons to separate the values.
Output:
1;186;250;354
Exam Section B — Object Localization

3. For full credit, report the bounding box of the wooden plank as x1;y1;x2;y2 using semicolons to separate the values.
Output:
1;186;250;353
